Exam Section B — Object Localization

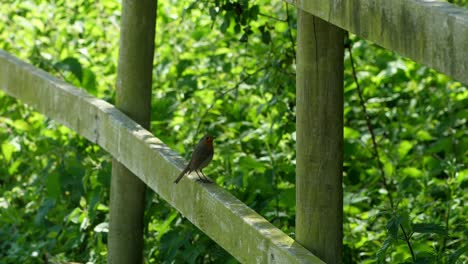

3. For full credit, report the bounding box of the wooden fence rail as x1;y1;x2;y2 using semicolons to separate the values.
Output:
0;50;324;264
286;0;468;84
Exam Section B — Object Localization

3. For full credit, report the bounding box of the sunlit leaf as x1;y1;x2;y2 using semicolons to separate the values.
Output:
415;130;432;142
344;126;360;139
1;141;16;162
401;167;423;177
94;222;109;233
398;140;414;160
13;120;30;131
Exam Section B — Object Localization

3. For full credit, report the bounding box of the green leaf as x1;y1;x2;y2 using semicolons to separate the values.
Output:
455;108;468;120
386;215;400;239
176;59;192;76
278;188;295;207
82;68;97;95
401;167;423;177
234;23;241;34
429;184;450;200
398;211;411;231
249;5;259;20
377;236;393;264
240;32;248;42
67;207;84;224
428;138;452;154
449;244;468;264
13;120;30;131
35;198;56;225
261;29;271;44
8;159;21;174
414;255;436;264
55;57;83;82
1;141;16;162
344;126;360;139
96;203;109;212
0;206;24;225
238;155;265;171
46;172;61;199
400;176;422;192
398;140;413;159
384;161;395;177
412;223;447;236
155;212;178;239
220;14;230;33
94;222;109;233
416;130;433;141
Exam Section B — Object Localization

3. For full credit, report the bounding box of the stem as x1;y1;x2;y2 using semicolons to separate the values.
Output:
346;32;416;262
400;223;416;262
345;32;394;208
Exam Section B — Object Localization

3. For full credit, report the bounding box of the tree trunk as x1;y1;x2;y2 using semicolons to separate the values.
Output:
296;10;344;264
108;0;157;263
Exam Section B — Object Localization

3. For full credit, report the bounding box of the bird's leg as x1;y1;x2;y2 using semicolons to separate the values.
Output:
195;170;207;183
200;169;212;183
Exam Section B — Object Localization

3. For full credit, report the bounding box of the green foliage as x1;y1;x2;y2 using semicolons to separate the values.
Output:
0;0;467;264
342;38;467;263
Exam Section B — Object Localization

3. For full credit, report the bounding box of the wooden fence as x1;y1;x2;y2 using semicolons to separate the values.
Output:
0;49;323;263
0;0;466;263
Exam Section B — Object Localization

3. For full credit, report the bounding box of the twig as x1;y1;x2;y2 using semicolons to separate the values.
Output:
346;32;416;262
400;223;416;262
345;32;394;208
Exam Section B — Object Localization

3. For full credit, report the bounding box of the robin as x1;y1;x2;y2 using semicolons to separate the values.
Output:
174;135;214;184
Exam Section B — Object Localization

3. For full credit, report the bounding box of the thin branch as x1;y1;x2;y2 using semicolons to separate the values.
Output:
400;223;417;262
345;32;394;208
346;32;416;262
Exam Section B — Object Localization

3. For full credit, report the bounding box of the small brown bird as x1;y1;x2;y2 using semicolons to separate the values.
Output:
174;135;214;184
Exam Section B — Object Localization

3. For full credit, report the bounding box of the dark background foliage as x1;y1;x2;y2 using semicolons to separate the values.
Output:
0;0;466;263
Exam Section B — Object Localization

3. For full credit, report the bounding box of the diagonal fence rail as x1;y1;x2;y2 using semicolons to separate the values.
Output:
0;49;324;263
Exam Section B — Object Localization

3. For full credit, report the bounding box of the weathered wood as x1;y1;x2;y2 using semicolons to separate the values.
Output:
0;50;324;264
284;0;468;84
296;11;344;264
108;0;157;263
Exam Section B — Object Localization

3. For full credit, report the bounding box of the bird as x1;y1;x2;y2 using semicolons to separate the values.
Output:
174;135;214;184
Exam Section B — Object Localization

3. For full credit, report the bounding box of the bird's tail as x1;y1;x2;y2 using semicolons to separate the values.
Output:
174;166;189;184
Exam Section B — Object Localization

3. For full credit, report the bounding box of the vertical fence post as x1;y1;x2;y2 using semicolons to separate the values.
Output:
296;10;344;264
108;1;157;263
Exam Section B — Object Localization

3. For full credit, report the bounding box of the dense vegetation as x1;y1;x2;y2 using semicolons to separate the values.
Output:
0;0;466;263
